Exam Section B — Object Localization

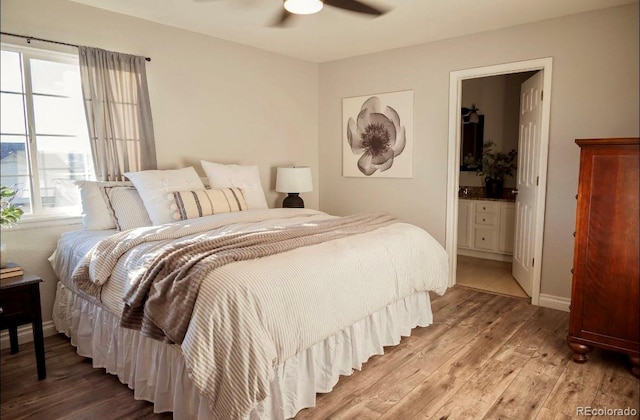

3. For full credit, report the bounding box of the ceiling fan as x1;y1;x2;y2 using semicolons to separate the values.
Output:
197;0;391;27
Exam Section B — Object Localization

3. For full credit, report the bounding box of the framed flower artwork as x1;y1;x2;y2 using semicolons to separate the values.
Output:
342;90;413;178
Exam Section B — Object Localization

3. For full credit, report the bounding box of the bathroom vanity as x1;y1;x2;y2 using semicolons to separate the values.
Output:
458;188;515;262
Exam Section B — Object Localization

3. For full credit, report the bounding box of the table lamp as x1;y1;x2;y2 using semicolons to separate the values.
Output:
276;166;312;208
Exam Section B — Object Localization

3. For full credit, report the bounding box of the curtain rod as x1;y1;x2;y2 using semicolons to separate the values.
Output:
0;31;151;62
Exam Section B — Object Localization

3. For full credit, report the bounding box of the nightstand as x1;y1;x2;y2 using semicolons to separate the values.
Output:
0;273;46;380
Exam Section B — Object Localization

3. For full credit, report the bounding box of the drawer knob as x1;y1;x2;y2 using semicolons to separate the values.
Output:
571;268;574;274
573;231;576;237
483;218;486;222
482;237;485;241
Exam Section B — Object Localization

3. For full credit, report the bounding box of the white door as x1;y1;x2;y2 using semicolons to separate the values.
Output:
512;71;543;296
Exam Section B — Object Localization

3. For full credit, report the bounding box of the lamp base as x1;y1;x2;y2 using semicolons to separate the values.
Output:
282;193;304;208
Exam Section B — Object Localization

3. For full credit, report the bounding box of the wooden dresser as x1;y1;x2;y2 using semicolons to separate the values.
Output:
567;137;639;377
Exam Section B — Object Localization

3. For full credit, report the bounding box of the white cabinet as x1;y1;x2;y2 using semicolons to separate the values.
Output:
474;227;497;251
475;202;498;214
458;199;515;261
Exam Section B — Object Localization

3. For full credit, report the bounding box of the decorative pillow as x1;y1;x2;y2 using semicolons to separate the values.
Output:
76;181;131;230
170;188;247;220
124;167;205;225
99;185;153;231
200;161;268;210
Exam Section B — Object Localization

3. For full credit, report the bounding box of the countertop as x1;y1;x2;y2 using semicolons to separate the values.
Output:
458;186;516;202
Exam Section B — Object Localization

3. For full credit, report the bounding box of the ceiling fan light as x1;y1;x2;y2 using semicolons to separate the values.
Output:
284;0;324;15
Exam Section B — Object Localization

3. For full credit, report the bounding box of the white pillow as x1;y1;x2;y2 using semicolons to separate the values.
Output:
125;167;205;225
99;185;153;231
200;161;268;210
76;181;130;230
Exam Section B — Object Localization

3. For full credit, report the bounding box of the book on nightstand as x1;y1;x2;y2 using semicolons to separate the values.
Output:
1;263;24;280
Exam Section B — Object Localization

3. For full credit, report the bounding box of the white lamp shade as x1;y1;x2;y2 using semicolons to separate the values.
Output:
276;167;313;193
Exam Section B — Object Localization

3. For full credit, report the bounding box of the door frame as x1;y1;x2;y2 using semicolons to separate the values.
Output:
445;57;553;306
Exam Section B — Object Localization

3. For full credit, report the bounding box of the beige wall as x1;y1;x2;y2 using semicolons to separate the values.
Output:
318;4;639;299
1;223;81;332
1;0;319;327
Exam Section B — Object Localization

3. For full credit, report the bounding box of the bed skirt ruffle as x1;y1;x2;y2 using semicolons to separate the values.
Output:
52;282;433;419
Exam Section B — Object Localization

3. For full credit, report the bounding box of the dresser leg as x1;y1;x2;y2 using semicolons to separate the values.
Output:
629;356;640;378
567;339;593;363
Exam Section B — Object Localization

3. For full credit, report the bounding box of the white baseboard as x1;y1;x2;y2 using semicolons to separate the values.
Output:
1;320;58;350
538;294;570;312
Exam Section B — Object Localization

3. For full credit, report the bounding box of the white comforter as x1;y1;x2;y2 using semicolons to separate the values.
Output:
69;208;449;419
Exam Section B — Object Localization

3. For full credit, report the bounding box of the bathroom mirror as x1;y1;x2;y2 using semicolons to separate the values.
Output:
460;115;484;171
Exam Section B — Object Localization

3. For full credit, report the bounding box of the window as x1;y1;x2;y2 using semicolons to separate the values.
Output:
0;45;94;218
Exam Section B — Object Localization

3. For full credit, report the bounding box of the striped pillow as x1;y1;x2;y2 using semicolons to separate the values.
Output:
170;188;247;220
99;185;153;231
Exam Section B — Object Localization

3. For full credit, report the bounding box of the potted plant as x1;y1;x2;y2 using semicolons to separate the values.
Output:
1;185;23;226
477;141;517;198
1;185;24;267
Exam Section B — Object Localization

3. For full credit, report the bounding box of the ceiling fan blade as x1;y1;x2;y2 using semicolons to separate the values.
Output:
323;0;389;16
270;9;294;27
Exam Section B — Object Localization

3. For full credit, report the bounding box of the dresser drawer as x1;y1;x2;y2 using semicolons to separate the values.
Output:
474;227;497;250
475;202;497;214
475;213;497;226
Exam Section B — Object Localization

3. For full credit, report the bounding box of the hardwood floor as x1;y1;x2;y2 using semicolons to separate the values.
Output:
1;286;638;419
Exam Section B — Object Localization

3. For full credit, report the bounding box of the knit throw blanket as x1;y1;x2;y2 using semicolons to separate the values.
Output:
83;212;396;344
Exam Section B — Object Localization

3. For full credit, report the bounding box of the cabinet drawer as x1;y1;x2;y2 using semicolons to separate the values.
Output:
475;202;497;214
474;228;497;250
475;213;497;226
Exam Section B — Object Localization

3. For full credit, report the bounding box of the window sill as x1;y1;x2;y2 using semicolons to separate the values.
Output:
2;214;83;231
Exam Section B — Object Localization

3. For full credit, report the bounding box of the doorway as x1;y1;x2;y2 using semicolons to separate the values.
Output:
456;71;536;298
445;58;553;306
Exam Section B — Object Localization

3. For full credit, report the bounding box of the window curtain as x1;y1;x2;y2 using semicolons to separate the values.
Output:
78;47;157;181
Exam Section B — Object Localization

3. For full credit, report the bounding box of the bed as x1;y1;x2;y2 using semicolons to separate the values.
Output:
49;166;449;419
